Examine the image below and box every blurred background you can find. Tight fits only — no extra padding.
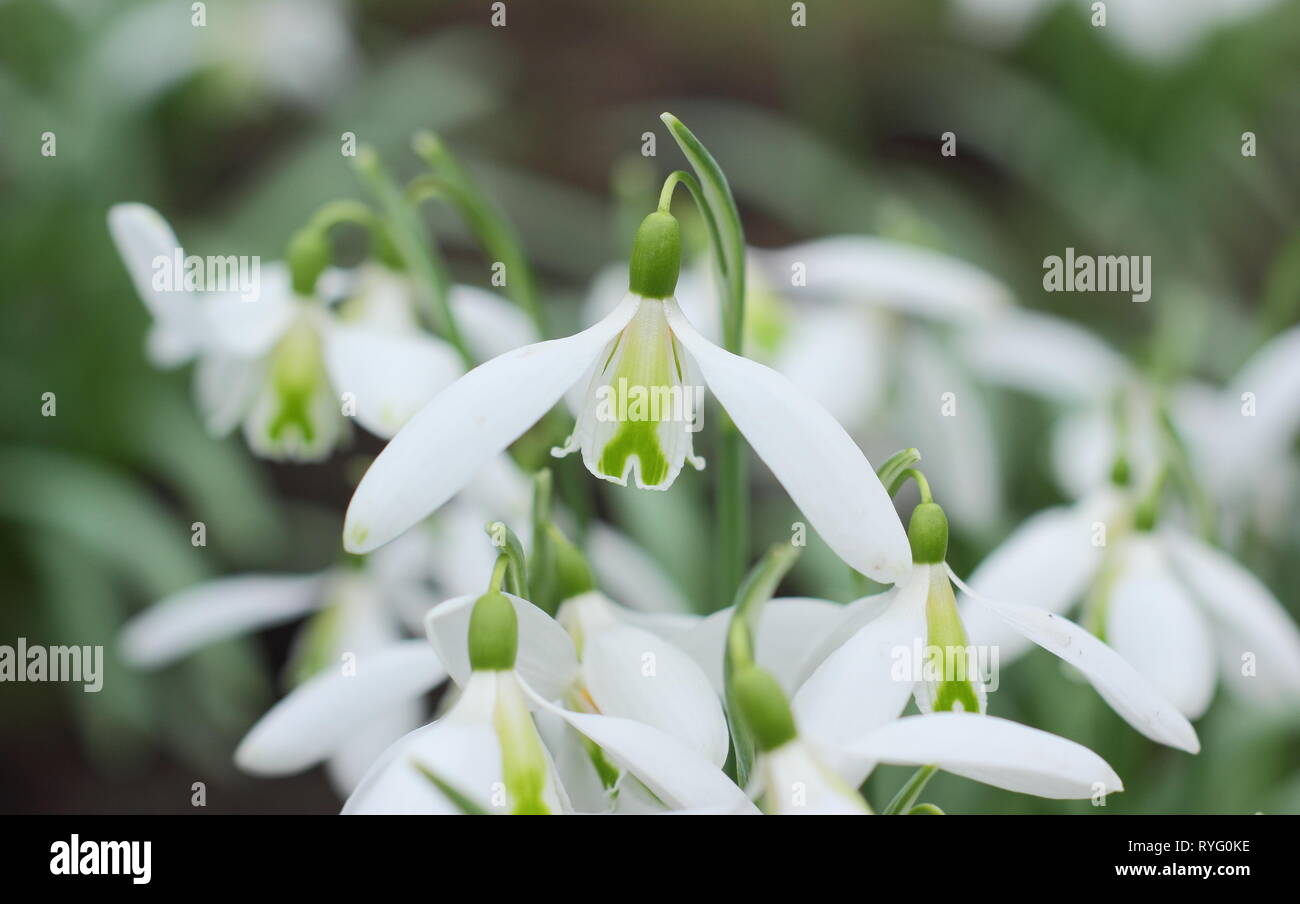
[2,0,1299,814]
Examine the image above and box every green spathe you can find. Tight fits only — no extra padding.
[733,665,797,753]
[628,211,681,299]
[467,592,518,671]
[908,502,949,564]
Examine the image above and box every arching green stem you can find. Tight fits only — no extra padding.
[411,131,548,338]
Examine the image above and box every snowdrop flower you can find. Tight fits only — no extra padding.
[344,211,911,586]
[732,663,1121,814]
[585,236,1013,529]
[344,593,570,814]
[120,529,446,791]
[678,490,1200,755]
[108,203,529,461]
[949,0,1281,63]
[422,589,730,813]
[967,309,1300,541]
[341,592,750,814]
[960,495,1300,718]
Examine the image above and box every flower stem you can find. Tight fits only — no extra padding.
[411,131,548,338]
[882,764,938,815]
[352,146,472,369]
[661,113,749,603]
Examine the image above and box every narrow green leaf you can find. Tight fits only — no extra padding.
[413,761,489,815]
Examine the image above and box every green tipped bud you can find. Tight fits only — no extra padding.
[286,227,330,297]
[1109,455,1131,487]
[467,592,518,671]
[549,525,596,603]
[628,211,681,299]
[908,502,949,564]
[733,666,797,753]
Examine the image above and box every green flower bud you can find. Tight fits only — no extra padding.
[732,665,797,753]
[628,211,681,299]
[908,502,949,564]
[286,227,330,297]
[549,524,596,603]
[467,592,518,671]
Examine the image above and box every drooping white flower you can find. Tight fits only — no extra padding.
[107,203,530,461]
[584,236,1013,529]
[339,592,750,814]
[119,528,448,792]
[344,594,569,815]
[732,664,1122,814]
[960,499,1300,718]
[343,212,911,585]
[676,499,1200,756]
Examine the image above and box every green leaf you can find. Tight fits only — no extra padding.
[883,765,938,815]
[413,761,490,815]
[660,112,746,354]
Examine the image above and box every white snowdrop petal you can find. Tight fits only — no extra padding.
[344,295,639,553]
[665,299,911,584]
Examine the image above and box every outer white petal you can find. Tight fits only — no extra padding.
[1106,541,1217,720]
[665,299,910,584]
[342,671,504,814]
[759,739,871,814]
[322,321,465,439]
[193,350,263,436]
[1226,324,1300,476]
[753,237,1012,323]
[424,592,579,702]
[450,284,538,361]
[949,566,1200,753]
[664,597,848,696]
[235,640,445,775]
[585,522,692,614]
[202,263,297,358]
[792,568,930,776]
[958,501,1106,661]
[581,622,729,767]
[897,327,1002,529]
[107,203,206,367]
[120,573,329,668]
[326,702,425,795]
[845,713,1123,800]
[524,687,756,813]
[771,306,885,434]
[1163,528,1300,706]
[344,295,640,553]
[962,310,1130,404]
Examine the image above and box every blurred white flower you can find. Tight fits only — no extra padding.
[961,501,1300,718]
[949,0,1281,63]
[108,203,529,462]
[120,529,445,792]
[91,0,357,110]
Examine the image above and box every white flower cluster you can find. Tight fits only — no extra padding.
[109,122,1300,815]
